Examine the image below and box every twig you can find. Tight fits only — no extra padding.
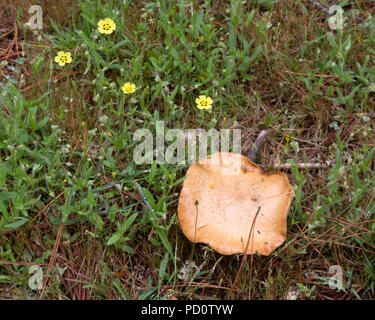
[20,71,79,92]
[0,29,13,39]
[246,130,268,163]
[248,207,261,300]
[30,191,65,227]
[354,112,375,118]
[0,260,48,266]
[38,222,64,300]
[14,22,19,57]
[270,161,333,169]
[306,0,330,14]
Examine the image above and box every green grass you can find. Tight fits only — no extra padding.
[0,0,374,299]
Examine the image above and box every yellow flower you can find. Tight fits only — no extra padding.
[54,51,72,66]
[261,11,270,22]
[98,18,116,34]
[196,95,213,110]
[122,82,136,94]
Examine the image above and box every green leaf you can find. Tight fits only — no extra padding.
[107,233,122,245]
[231,15,239,26]
[150,57,161,72]
[155,228,173,257]
[192,10,203,35]
[122,212,138,234]
[0,165,8,185]
[5,217,28,229]
[158,252,169,293]
[29,91,51,107]
[34,117,49,131]
[220,73,236,85]
[110,40,131,51]
[0,192,17,202]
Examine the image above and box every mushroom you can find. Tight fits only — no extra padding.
[178,152,294,256]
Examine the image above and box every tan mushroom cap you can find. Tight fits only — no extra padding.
[178,152,294,256]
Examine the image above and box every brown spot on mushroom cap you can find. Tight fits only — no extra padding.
[178,152,294,256]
